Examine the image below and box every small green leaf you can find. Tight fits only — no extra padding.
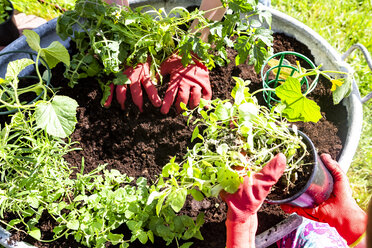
[190,189,204,201]
[24,30,41,52]
[29,227,41,240]
[67,219,79,230]
[35,95,78,138]
[191,126,199,142]
[217,167,242,194]
[108,232,124,245]
[147,230,154,243]
[168,188,187,212]
[138,230,148,244]
[180,242,194,248]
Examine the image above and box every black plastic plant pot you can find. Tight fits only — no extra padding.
[266,129,334,208]
[0,0,19,46]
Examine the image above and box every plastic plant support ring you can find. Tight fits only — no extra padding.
[261,51,319,108]
[0,50,51,115]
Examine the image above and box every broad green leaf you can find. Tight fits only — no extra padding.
[24,30,41,52]
[29,227,41,240]
[67,219,79,230]
[41,41,70,68]
[276,77,322,123]
[332,76,352,105]
[35,95,78,138]
[168,188,187,212]
[5,59,34,81]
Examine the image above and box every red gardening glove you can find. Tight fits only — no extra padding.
[220,153,287,248]
[159,54,212,114]
[281,153,368,246]
[104,57,162,112]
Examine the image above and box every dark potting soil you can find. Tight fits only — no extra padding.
[2,33,347,248]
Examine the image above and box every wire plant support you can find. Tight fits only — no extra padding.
[261,51,318,108]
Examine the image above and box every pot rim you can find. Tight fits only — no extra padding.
[266,129,319,205]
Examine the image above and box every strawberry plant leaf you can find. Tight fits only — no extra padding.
[35,95,78,138]
[276,77,322,123]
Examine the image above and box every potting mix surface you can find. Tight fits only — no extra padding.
[1,33,347,248]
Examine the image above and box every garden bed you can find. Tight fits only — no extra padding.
[0,32,347,248]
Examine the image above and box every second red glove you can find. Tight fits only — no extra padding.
[159,54,212,114]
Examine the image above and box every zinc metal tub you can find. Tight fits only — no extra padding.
[0,4,364,248]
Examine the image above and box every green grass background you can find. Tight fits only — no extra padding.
[10,0,372,210]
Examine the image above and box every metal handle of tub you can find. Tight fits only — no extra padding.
[341,43,372,104]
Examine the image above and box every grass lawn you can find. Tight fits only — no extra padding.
[9,0,372,210]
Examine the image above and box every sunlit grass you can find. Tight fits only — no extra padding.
[12,0,74,20]
[272,0,372,210]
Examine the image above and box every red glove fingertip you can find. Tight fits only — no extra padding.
[116,84,127,110]
[104,84,115,108]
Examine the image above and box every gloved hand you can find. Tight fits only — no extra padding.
[159,54,212,114]
[104,57,162,112]
[281,154,368,246]
[220,153,287,248]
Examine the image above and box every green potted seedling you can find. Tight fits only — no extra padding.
[0,0,19,46]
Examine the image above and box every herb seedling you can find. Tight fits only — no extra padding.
[148,77,309,215]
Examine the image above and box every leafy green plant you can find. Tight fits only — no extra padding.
[148,77,309,215]
[0,30,78,138]
[264,60,352,123]
[0,0,12,23]
[0,110,203,247]
[56,0,272,105]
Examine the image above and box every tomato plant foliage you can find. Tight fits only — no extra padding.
[56,0,273,105]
